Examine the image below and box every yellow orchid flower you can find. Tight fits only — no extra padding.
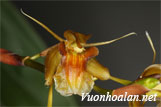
[20,10,135,107]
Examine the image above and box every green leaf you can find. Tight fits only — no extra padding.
[0,1,79,106]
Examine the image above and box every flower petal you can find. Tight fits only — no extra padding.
[87,58,110,80]
[54,64,94,96]
[112,84,149,97]
[45,45,62,86]
[140,64,161,79]
[146,89,161,98]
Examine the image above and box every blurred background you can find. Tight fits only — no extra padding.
[1,1,160,106]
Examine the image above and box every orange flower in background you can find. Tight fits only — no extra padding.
[112,64,161,107]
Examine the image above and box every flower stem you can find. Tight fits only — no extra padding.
[21,56,44,73]
[93,85,112,95]
[47,84,53,107]
[30,53,41,60]
[110,75,132,85]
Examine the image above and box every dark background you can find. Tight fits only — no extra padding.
[5,1,161,106]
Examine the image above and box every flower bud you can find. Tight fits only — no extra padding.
[0,48,22,66]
